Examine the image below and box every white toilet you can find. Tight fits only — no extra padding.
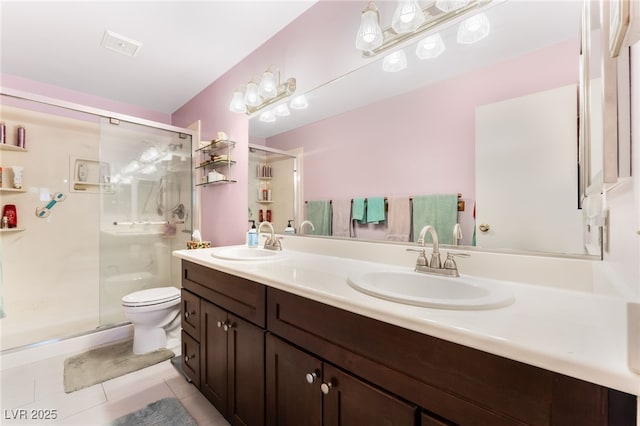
[121,286,181,355]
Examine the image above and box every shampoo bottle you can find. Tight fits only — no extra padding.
[285,220,295,235]
[247,220,258,247]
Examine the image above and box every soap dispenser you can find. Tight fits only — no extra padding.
[284,220,295,235]
[247,220,258,247]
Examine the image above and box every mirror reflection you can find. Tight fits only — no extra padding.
[249,0,593,257]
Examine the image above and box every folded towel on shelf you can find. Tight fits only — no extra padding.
[307,200,332,236]
[352,198,366,224]
[386,197,411,242]
[412,194,458,244]
[366,197,386,224]
[332,199,352,237]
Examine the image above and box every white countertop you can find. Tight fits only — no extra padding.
[174,241,640,396]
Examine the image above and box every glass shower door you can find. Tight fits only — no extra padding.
[98,118,192,326]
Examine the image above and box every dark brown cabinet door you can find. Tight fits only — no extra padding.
[266,334,322,426]
[228,313,265,426]
[201,300,228,416]
[323,363,417,426]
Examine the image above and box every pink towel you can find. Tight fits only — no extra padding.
[332,199,352,237]
[386,197,411,242]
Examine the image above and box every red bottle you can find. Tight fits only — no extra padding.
[266,209,272,222]
[3,204,17,228]
[259,209,264,222]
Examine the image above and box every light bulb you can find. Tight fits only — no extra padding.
[244,82,261,107]
[289,95,309,110]
[259,110,276,123]
[229,90,247,113]
[356,2,383,52]
[274,103,290,117]
[416,33,446,59]
[435,0,470,13]
[457,13,490,44]
[382,50,407,72]
[258,71,277,99]
[391,0,425,34]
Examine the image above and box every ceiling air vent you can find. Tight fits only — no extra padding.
[101,29,143,57]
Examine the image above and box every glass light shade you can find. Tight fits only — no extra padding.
[289,95,309,110]
[391,0,426,34]
[259,110,276,123]
[229,90,247,113]
[258,71,277,99]
[382,50,407,72]
[356,3,383,52]
[415,33,446,59]
[274,103,290,117]
[244,82,261,107]
[435,0,470,13]
[457,13,490,44]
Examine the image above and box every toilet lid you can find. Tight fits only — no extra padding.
[122,287,180,306]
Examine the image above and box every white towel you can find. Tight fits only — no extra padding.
[331,199,352,237]
[386,197,411,242]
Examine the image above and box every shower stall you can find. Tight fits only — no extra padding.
[0,90,193,351]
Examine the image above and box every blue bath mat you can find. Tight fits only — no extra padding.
[108,397,197,426]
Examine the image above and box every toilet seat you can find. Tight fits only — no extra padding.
[122,286,180,308]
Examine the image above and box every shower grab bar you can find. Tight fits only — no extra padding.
[112,220,185,226]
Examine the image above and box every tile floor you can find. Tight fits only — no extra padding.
[0,349,229,425]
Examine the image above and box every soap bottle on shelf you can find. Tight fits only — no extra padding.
[247,220,258,248]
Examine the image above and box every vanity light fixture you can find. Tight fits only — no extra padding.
[383,50,408,72]
[355,0,492,57]
[228,65,296,115]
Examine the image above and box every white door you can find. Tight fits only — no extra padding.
[475,84,584,254]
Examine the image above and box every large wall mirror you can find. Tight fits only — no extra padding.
[249,0,626,258]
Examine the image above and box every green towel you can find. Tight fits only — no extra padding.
[307,200,332,236]
[366,197,386,224]
[412,194,458,244]
[352,198,365,224]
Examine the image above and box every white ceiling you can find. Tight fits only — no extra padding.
[0,1,317,114]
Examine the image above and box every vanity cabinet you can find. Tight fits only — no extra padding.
[181,260,636,426]
[181,261,266,426]
[266,333,417,426]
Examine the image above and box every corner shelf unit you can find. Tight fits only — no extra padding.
[0,228,26,234]
[0,144,28,153]
[195,139,237,187]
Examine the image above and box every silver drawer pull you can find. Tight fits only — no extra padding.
[305,372,318,384]
[320,381,333,395]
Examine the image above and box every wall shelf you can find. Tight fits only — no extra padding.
[0,228,26,234]
[196,138,236,186]
[0,144,28,152]
[0,188,27,194]
[196,179,237,187]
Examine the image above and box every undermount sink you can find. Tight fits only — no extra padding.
[347,270,515,310]
[211,246,286,261]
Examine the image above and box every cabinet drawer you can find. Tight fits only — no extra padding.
[182,260,266,327]
[181,330,200,388]
[181,289,200,340]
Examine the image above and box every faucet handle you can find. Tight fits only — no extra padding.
[443,252,470,270]
[406,248,428,266]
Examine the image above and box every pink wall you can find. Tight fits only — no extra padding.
[171,1,375,245]
[1,74,170,123]
[265,39,578,243]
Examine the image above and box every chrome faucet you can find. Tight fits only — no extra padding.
[258,221,282,250]
[408,225,468,277]
[298,220,315,235]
